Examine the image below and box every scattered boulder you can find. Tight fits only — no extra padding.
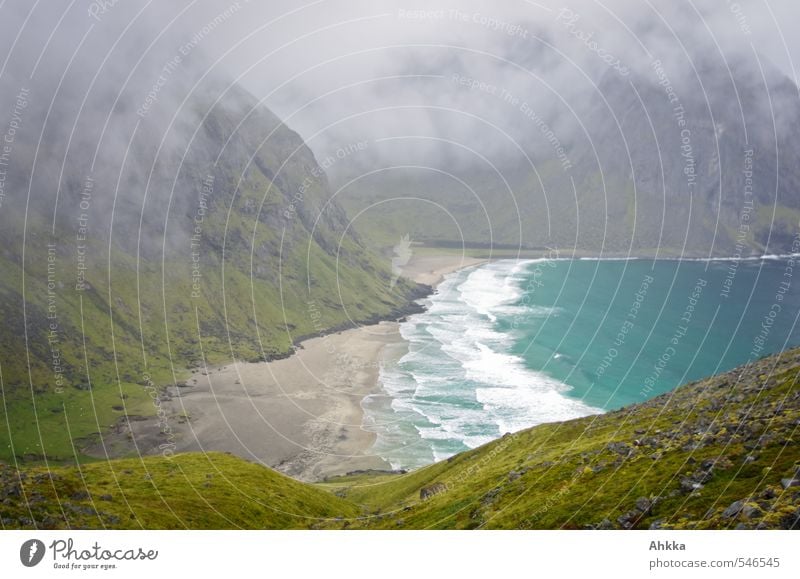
[607,442,631,456]
[481,488,500,506]
[780,508,800,530]
[419,482,447,500]
[740,504,762,520]
[617,510,642,529]
[596,518,614,529]
[680,477,704,494]
[635,497,654,514]
[722,500,745,518]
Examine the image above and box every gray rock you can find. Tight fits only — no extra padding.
[606,441,631,456]
[597,518,614,530]
[617,510,642,529]
[694,469,715,484]
[635,497,653,513]
[680,477,704,494]
[780,508,800,530]
[781,478,800,489]
[722,500,745,518]
[481,488,500,506]
[741,504,763,520]
[419,482,447,500]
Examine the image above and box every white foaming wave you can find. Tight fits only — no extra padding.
[408,375,468,400]
[579,256,640,261]
[426,322,464,345]
[377,366,418,400]
[426,298,466,317]
[414,405,498,446]
[462,343,541,388]
[457,261,528,322]
[365,259,605,468]
[397,349,425,365]
[390,395,422,416]
[464,322,511,345]
[477,385,601,434]
[462,344,602,435]
[576,254,800,263]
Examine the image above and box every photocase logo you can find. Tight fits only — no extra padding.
[19,539,45,567]
[390,234,413,288]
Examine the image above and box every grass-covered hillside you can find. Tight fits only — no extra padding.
[3,347,798,530]
[0,84,422,464]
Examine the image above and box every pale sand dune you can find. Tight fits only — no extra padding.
[97,254,486,481]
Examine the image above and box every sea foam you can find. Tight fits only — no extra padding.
[365,260,602,470]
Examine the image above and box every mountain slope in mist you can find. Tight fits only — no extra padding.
[339,54,800,256]
[0,83,420,463]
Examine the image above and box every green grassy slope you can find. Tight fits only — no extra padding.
[0,452,357,529]
[3,347,798,530]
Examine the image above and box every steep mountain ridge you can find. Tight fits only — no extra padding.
[0,82,421,463]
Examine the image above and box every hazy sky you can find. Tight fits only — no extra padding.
[1,0,798,172]
[200,0,800,169]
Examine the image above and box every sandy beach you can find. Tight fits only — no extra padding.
[91,253,486,481]
[170,322,401,481]
[400,253,487,286]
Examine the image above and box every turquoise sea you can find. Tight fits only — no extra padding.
[363,257,800,470]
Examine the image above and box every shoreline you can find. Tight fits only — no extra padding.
[91,254,486,482]
[85,253,798,480]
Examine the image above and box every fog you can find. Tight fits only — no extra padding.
[203,0,800,174]
[0,0,798,222]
